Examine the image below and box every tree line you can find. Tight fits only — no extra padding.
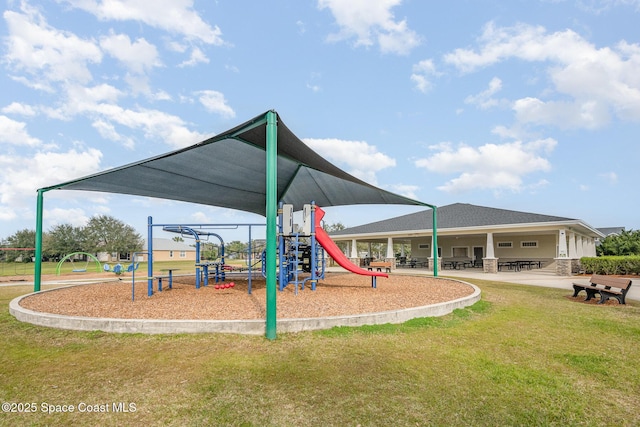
[1,215,143,262]
[596,229,640,256]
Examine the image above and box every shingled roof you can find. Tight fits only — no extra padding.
[330,203,577,236]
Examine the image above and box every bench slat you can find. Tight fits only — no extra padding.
[572,275,633,304]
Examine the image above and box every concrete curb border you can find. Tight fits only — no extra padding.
[9,279,481,335]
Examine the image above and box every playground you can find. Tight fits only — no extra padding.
[14,272,477,332]
[13,198,478,333]
[25,111,449,338]
[21,274,468,320]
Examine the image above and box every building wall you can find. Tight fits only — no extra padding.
[152,250,197,262]
[409,233,557,260]
[494,234,556,259]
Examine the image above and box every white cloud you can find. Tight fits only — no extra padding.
[91,119,135,148]
[318,0,420,55]
[513,97,610,129]
[304,138,396,184]
[195,90,235,119]
[571,0,640,13]
[46,207,90,228]
[410,59,438,93]
[90,104,208,148]
[387,184,419,200]
[464,77,506,109]
[60,0,225,45]
[443,22,640,128]
[414,139,557,193]
[0,148,103,217]
[2,102,37,116]
[99,32,162,74]
[0,115,41,146]
[3,5,102,86]
[178,47,210,68]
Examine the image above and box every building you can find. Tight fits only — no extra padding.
[329,203,604,276]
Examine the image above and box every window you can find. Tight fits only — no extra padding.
[169,250,174,258]
[452,247,468,257]
[497,242,512,248]
[180,251,186,258]
[418,244,430,249]
[521,241,538,248]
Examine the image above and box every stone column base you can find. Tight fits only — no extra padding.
[428,257,441,272]
[384,258,396,269]
[349,258,361,268]
[555,258,574,276]
[483,257,498,274]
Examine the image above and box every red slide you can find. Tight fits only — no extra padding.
[314,206,388,280]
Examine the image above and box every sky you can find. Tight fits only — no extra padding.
[1,0,639,244]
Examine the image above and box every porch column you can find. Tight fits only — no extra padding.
[568,232,578,258]
[558,229,568,258]
[483,232,497,273]
[385,237,395,268]
[350,239,358,258]
[485,232,495,258]
[428,234,440,272]
[555,229,572,276]
[349,238,360,267]
[576,235,584,258]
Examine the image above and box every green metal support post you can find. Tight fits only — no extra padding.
[265,110,278,340]
[432,206,438,277]
[34,189,45,292]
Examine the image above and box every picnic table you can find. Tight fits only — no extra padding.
[498,260,542,272]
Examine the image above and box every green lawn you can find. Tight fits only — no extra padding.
[0,259,253,277]
[0,278,639,426]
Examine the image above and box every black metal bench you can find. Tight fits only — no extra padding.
[572,274,633,304]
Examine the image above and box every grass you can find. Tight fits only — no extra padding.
[0,259,252,277]
[0,278,639,426]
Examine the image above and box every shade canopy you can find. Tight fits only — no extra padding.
[42,110,431,215]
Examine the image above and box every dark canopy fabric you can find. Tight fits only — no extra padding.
[42,110,431,215]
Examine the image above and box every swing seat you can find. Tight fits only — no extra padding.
[72,268,87,273]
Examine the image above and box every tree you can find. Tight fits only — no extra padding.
[597,229,640,256]
[45,224,85,259]
[83,215,143,256]
[324,222,346,232]
[5,229,36,261]
[226,240,248,258]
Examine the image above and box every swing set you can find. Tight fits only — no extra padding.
[55,252,103,275]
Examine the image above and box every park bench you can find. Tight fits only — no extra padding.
[368,261,392,273]
[572,274,633,304]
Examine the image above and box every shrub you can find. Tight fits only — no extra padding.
[580,256,640,275]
